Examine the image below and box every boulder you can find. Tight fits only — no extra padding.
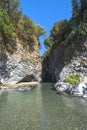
[71,83,87,96]
[54,81,72,92]
[54,81,87,97]
[16,86,31,92]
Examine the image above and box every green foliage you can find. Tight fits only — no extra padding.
[0,0,45,53]
[43,19,71,52]
[0,7,15,38]
[42,44,52,60]
[19,15,46,37]
[50,19,71,43]
[43,0,87,59]
[43,36,54,59]
[71,0,87,24]
[35,25,46,37]
[44,37,53,49]
[0,0,20,12]
[22,15,34,33]
[43,19,71,58]
[80,0,87,10]
[17,15,46,50]
[71,0,79,18]
[64,74,80,85]
[0,0,21,23]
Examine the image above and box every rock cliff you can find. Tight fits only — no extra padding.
[42,0,87,83]
[42,41,87,82]
[0,38,41,84]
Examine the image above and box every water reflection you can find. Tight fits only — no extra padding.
[0,90,8,111]
[0,84,87,130]
[41,84,87,130]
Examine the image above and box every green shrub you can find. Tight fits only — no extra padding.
[0,7,15,38]
[50,19,71,43]
[64,74,80,85]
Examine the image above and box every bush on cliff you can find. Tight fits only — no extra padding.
[43,0,87,59]
[64,74,80,85]
[50,19,71,44]
[0,0,45,54]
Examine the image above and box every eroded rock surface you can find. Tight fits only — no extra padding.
[0,38,41,84]
[54,81,87,97]
[42,42,87,82]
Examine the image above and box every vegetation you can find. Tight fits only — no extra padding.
[50,20,71,44]
[64,74,80,85]
[43,0,87,58]
[43,19,71,57]
[0,0,45,55]
[0,7,15,38]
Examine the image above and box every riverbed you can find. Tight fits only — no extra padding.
[0,83,87,130]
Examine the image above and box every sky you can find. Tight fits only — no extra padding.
[19,0,72,55]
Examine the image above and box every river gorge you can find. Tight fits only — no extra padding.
[0,0,87,130]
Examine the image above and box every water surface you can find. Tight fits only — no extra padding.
[0,84,87,130]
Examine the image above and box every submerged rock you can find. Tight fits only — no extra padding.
[16,86,31,92]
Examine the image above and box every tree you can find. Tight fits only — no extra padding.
[0,0,20,12]
[44,37,53,49]
[0,0,21,23]
[50,19,71,43]
[72,0,79,17]
[0,7,14,38]
[35,25,46,37]
[80,0,87,10]
[0,0,45,53]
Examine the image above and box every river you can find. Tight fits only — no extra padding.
[0,83,87,130]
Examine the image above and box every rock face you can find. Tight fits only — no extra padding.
[54,81,87,97]
[0,38,41,84]
[42,41,87,82]
[54,81,72,93]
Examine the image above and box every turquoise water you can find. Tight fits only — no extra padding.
[0,84,87,130]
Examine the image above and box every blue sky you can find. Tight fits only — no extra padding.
[19,0,72,55]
